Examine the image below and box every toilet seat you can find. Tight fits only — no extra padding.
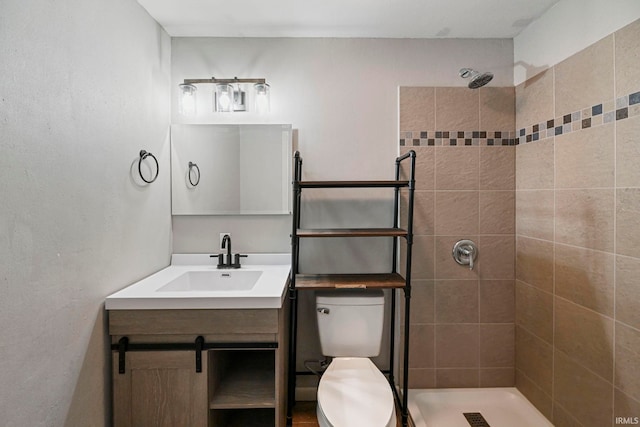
[317,357,395,427]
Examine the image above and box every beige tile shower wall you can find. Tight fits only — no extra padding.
[515,18,640,427]
[399,86,516,388]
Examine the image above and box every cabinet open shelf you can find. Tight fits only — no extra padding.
[209,350,275,410]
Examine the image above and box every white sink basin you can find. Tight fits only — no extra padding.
[157,270,263,292]
[105,253,290,310]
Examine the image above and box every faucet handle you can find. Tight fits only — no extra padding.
[210,253,225,268]
[233,253,248,268]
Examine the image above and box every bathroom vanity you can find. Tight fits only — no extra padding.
[106,254,291,427]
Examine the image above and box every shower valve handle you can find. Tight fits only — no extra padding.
[452,239,478,270]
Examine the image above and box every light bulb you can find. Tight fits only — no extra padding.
[215,84,235,112]
[178,84,197,116]
[219,94,231,109]
[254,83,270,114]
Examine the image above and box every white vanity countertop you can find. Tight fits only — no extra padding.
[105,253,291,310]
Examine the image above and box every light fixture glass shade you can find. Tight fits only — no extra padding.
[215,83,235,112]
[254,83,270,113]
[178,84,197,116]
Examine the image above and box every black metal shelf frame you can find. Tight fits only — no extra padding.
[286,150,416,427]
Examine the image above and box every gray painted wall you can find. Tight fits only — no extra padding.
[0,0,171,425]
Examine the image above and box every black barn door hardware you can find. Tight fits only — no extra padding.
[117,337,129,374]
[195,335,204,373]
[113,337,278,374]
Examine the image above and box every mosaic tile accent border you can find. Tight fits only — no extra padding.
[399,130,516,147]
[517,90,640,144]
[400,89,640,148]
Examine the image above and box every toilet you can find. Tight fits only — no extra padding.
[315,290,396,427]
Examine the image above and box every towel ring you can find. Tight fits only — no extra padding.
[138,150,159,184]
[188,161,201,187]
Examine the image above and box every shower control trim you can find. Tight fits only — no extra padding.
[452,239,478,270]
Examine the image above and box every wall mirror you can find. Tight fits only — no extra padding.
[171,124,292,215]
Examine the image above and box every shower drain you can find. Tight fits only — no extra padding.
[463,412,491,427]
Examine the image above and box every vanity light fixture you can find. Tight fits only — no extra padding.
[178,77,270,115]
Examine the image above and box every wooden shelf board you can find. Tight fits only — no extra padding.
[298,180,409,188]
[294,273,406,290]
[297,228,407,238]
[210,398,275,410]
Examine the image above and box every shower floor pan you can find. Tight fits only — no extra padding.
[408,388,554,427]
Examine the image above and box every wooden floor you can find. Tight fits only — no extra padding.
[292,401,404,427]
[292,401,320,427]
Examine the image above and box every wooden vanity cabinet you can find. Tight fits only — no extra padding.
[109,304,289,427]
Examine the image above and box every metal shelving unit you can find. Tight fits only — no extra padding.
[286,150,416,427]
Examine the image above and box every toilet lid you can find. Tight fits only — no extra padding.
[317,358,395,427]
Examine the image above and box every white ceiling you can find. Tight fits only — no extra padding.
[137,0,562,38]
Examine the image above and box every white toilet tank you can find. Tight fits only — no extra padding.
[315,290,385,357]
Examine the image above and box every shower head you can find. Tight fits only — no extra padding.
[459,68,494,89]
